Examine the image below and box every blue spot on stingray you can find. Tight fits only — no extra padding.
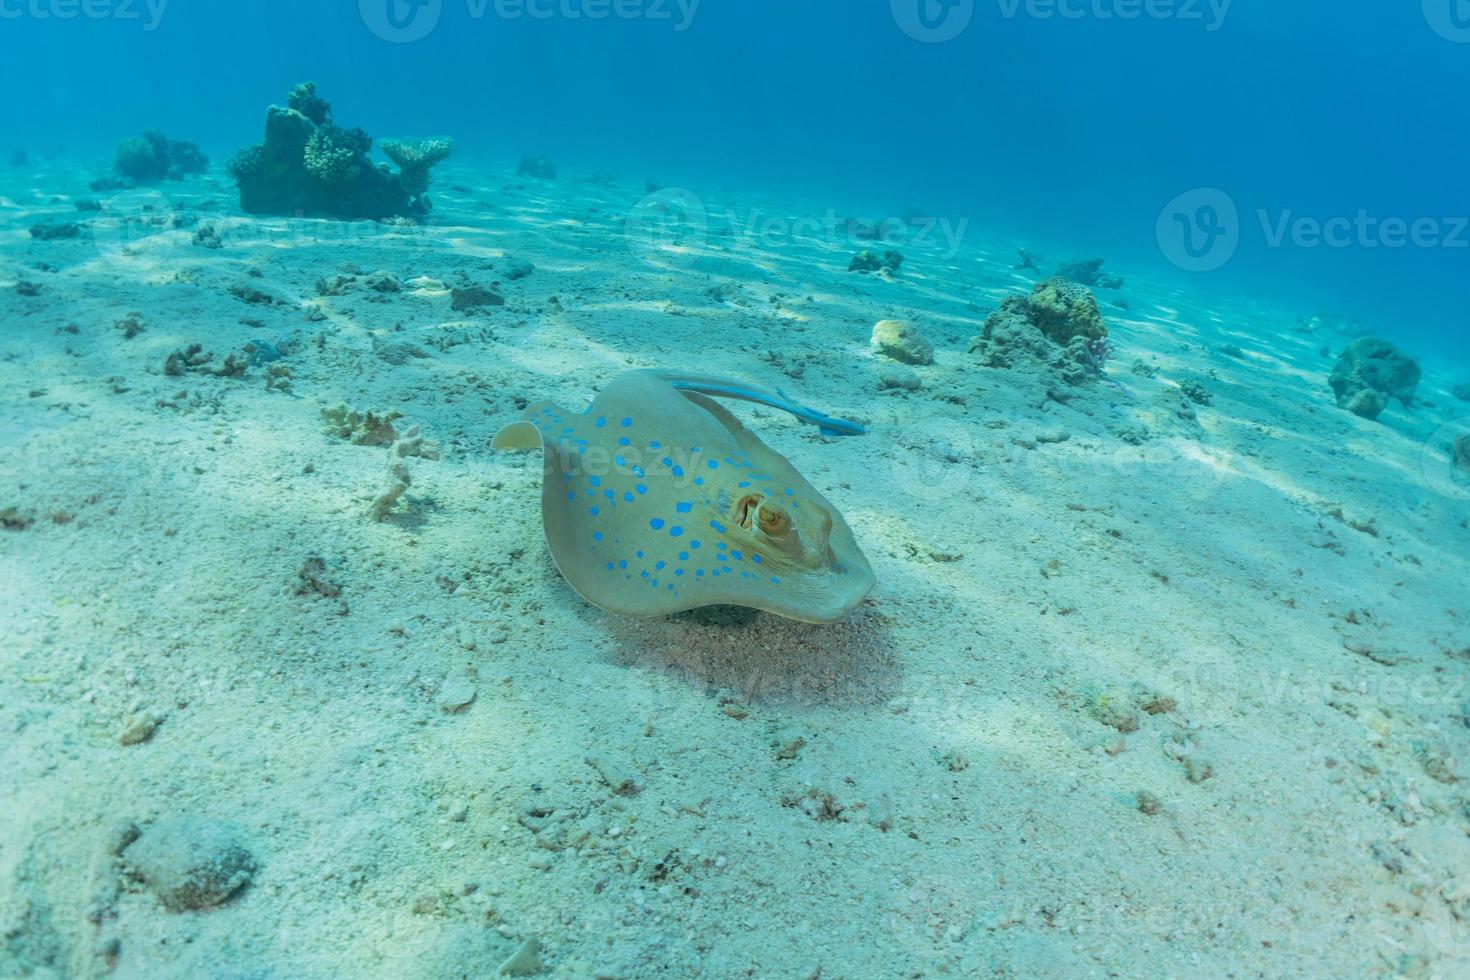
[669,526,684,537]
[595,416,606,428]
[690,540,701,549]
[707,460,719,469]
[717,541,727,549]
[567,491,576,502]
[696,569,705,577]
[655,561,665,570]
[621,417,633,427]
[661,457,673,467]
[694,477,704,486]
[624,492,634,502]
[590,506,600,516]
[632,465,645,478]
[650,440,660,448]
[675,502,692,513]
[709,520,726,533]
[618,437,630,447]
[636,484,647,495]
[589,476,601,487]
[739,481,751,488]
[770,576,780,584]
[650,518,665,530]
[730,549,742,560]
[593,532,603,541]
[614,455,625,467]
[752,554,763,564]
[675,569,684,577]
[636,550,645,559]
[606,562,614,570]
[672,465,684,478]
[679,551,689,561]
[604,489,614,500]
[619,560,628,569]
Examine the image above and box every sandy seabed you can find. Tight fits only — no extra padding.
[3,161,1470,979]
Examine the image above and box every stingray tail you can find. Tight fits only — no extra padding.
[649,370,866,437]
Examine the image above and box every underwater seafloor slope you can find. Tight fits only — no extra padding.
[2,160,1469,979]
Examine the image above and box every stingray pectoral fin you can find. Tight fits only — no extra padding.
[492,420,544,451]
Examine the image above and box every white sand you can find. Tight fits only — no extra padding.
[2,161,1469,979]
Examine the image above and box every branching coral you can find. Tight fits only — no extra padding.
[304,129,362,186]
[381,137,454,199]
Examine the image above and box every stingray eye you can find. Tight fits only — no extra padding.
[734,493,763,529]
[757,502,792,537]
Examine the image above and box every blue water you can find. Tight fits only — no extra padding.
[5,0,1467,360]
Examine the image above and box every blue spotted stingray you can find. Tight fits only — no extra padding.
[493,370,875,623]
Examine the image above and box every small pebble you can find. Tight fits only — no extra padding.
[118,709,163,746]
[438,667,477,713]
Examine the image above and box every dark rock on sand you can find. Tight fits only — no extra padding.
[1329,337,1420,420]
[123,817,256,912]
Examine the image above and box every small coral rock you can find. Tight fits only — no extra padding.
[968,279,1107,385]
[1329,337,1420,420]
[870,320,934,366]
[123,817,256,912]
[451,285,505,312]
[1027,277,1107,345]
